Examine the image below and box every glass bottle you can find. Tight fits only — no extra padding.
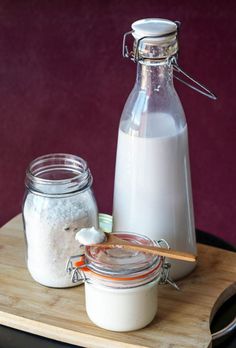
[23,153,98,288]
[113,19,197,280]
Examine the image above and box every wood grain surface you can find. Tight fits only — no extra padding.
[0,215,235,348]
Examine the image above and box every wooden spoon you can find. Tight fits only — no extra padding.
[91,233,197,262]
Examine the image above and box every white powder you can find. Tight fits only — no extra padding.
[75,227,106,246]
[23,190,98,288]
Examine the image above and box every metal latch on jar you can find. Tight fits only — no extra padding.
[155,239,180,291]
[66,255,88,283]
[66,240,180,290]
[122,24,217,101]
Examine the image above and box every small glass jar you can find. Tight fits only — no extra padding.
[23,153,98,288]
[69,233,167,332]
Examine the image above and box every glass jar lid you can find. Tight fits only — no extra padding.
[84,233,161,278]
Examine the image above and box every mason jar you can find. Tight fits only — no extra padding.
[22,153,98,288]
[69,233,168,331]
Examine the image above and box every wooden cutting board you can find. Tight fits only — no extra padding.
[0,215,235,348]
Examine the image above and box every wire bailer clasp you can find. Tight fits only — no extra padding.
[122,25,179,63]
[170,56,217,100]
[155,239,180,291]
[66,255,87,283]
[122,27,217,100]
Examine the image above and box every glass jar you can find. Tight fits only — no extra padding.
[22,153,98,288]
[68,233,168,332]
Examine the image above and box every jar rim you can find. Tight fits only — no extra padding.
[81,258,162,281]
[25,153,93,196]
[74,256,162,289]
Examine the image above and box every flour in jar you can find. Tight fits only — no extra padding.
[23,190,98,287]
[113,114,197,279]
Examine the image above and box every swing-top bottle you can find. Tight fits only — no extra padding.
[113,18,198,280]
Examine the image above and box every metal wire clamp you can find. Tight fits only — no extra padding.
[66,255,87,283]
[156,239,180,291]
[170,56,217,100]
[122,28,217,100]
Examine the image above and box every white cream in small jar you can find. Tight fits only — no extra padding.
[71,233,165,332]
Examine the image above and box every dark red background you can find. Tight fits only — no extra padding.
[0,0,235,245]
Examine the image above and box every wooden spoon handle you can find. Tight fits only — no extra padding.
[118,244,197,262]
[95,242,197,262]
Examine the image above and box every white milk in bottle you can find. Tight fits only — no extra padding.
[113,19,198,280]
[113,114,196,279]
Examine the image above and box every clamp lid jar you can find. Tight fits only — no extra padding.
[69,233,170,332]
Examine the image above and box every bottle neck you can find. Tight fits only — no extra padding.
[136,62,174,92]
